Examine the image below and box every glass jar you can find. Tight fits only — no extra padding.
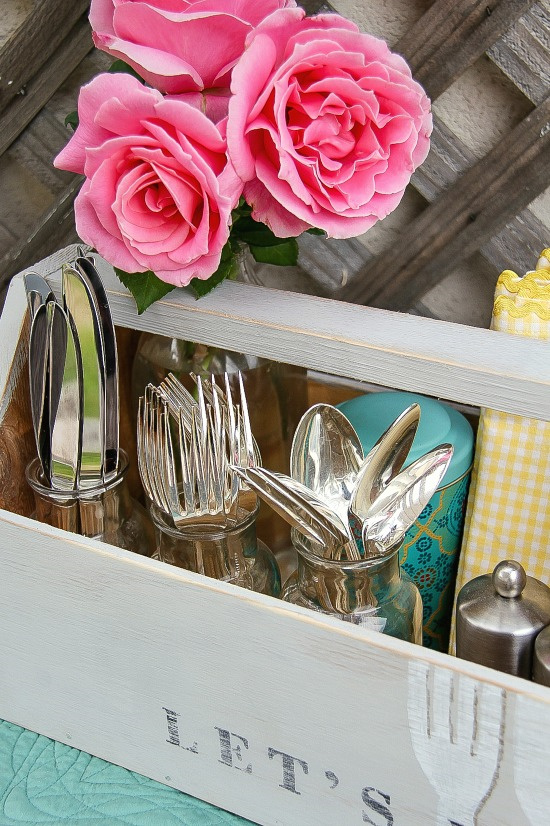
[26,452,155,556]
[150,501,281,597]
[282,531,422,643]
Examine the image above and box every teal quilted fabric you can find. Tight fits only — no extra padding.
[0,720,251,825]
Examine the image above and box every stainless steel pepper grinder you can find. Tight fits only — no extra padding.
[456,560,550,678]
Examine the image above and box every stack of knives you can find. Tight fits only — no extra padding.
[25,251,119,492]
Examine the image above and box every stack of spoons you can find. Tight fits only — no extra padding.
[235,402,453,562]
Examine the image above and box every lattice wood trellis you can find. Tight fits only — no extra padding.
[0,0,548,321]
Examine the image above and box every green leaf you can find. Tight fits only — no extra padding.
[108,59,146,83]
[232,216,292,248]
[189,246,235,298]
[249,239,298,266]
[306,227,326,236]
[231,198,252,222]
[115,268,174,314]
[64,110,79,131]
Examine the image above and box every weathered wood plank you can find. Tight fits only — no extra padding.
[342,95,550,307]
[1,505,548,826]
[10,98,79,183]
[300,0,333,12]
[292,0,548,302]
[0,0,89,115]
[412,117,548,280]
[33,246,550,420]
[396,0,536,99]
[0,179,81,287]
[10,108,76,195]
[488,2,550,105]
[488,209,550,274]
[0,14,93,157]
[411,118,472,200]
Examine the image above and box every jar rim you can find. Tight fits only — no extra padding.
[25,451,129,502]
[149,497,260,539]
[291,528,399,571]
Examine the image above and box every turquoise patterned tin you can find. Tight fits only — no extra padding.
[338,391,474,651]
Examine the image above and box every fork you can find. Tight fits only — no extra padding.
[139,387,227,527]
[176,370,261,504]
[158,372,197,430]
[189,371,261,469]
[407,661,506,825]
[232,465,352,554]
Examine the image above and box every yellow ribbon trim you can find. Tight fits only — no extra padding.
[493,295,550,319]
[498,269,550,298]
[494,250,550,318]
[492,249,550,320]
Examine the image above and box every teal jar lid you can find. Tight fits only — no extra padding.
[338,391,474,485]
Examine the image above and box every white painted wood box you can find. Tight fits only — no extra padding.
[1,246,549,826]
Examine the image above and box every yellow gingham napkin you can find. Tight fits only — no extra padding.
[449,250,550,653]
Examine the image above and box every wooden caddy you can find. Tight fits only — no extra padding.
[0,246,549,826]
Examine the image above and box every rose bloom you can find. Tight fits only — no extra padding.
[227,8,432,239]
[89,0,296,94]
[54,73,242,285]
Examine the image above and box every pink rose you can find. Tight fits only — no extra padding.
[54,73,242,285]
[227,9,432,239]
[89,0,297,94]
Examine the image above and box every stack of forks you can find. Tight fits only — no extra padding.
[137,371,259,528]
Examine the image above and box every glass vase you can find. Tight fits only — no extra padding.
[282,530,422,643]
[26,452,155,556]
[150,501,281,597]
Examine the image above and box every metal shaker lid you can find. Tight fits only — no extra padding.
[456,560,550,678]
[533,626,550,687]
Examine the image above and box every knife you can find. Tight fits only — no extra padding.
[49,301,82,491]
[62,263,105,489]
[24,274,56,479]
[28,303,51,479]
[74,253,119,482]
[24,272,55,322]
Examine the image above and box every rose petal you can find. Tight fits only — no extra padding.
[227,9,431,240]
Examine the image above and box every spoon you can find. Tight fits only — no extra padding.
[358,444,453,556]
[348,403,420,541]
[290,403,363,559]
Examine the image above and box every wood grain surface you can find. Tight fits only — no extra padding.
[0,0,89,115]
[342,95,550,307]
[28,246,550,421]
[0,276,36,517]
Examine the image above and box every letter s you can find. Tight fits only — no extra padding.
[361,786,393,826]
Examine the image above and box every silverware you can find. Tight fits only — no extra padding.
[290,403,363,559]
[191,371,262,470]
[75,253,119,482]
[28,302,52,479]
[25,274,56,479]
[24,272,55,321]
[139,386,228,526]
[232,466,351,552]
[353,403,420,510]
[159,372,197,430]
[161,371,261,506]
[62,263,105,488]
[359,444,453,555]
[48,302,82,491]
